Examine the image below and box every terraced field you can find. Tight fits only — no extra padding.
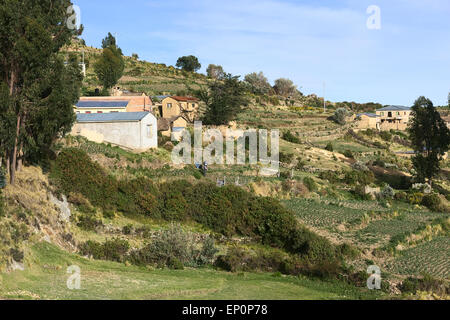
[384,237,450,279]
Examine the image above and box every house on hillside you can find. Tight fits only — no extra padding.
[356,113,379,130]
[74,100,129,114]
[159,96,199,123]
[75,95,153,114]
[376,105,412,131]
[157,115,188,140]
[72,112,157,151]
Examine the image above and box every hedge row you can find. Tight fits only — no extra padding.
[51,148,339,263]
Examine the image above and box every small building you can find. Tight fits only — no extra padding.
[72,112,157,151]
[160,96,199,122]
[376,105,412,131]
[356,113,379,130]
[158,115,188,140]
[74,100,129,114]
[75,95,153,114]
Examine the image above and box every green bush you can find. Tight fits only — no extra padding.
[325,143,334,152]
[279,152,295,164]
[79,238,130,263]
[343,170,375,186]
[380,131,392,142]
[343,150,354,159]
[282,131,301,144]
[50,148,119,210]
[52,149,338,265]
[409,192,424,205]
[421,194,443,212]
[77,215,103,231]
[303,177,318,192]
[400,275,449,296]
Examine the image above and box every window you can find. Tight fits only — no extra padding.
[86,111,91,114]
[97,111,103,114]
[381,112,384,116]
[192,103,196,108]
[147,124,153,138]
[167,103,172,109]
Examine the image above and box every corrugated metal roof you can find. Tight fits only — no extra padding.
[357,113,378,118]
[77,112,150,123]
[75,101,130,108]
[376,105,411,112]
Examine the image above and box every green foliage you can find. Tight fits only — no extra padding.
[0,1,82,183]
[102,32,118,50]
[176,55,201,72]
[244,72,272,95]
[409,192,424,205]
[282,131,301,144]
[332,108,350,125]
[197,74,249,125]
[79,238,130,263]
[206,64,225,80]
[130,225,218,269]
[421,194,443,212]
[303,177,318,192]
[379,131,392,142]
[279,152,295,164]
[343,170,375,186]
[408,96,450,183]
[325,143,334,152]
[400,275,449,296]
[51,149,337,264]
[94,45,124,90]
[273,78,297,97]
[0,167,6,189]
[343,149,354,159]
[50,148,119,210]
[77,215,103,231]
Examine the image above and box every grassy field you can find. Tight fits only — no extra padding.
[0,242,383,300]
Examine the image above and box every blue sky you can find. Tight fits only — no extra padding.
[74,0,450,106]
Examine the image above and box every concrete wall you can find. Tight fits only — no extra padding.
[72,114,158,151]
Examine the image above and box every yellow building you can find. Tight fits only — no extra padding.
[356,113,379,130]
[159,96,199,122]
[376,105,412,131]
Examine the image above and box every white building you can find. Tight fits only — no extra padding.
[72,112,158,151]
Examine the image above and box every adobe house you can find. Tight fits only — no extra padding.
[72,112,158,151]
[356,113,379,130]
[157,115,188,140]
[75,95,153,114]
[376,105,412,131]
[160,96,199,123]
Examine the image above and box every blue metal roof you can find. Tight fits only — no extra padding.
[75,101,130,108]
[376,105,411,112]
[77,112,150,123]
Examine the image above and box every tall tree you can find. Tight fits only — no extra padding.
[102,32,117,49]
[94,45,124,91]
[196,74,249,125]
[206,64,225,80]
[244,72,272,95]
[176,55,201,72]
[408,96,450,185]
[273,78,297,97]
[0,0,83,184]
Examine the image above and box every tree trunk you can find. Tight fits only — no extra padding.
[9,114,21,185]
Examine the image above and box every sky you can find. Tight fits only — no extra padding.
[73,0,450,106]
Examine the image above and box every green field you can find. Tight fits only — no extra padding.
[0,243,383,300]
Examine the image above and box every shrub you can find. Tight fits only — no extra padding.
[343,170,375,186]
[421,194,443,212]
[332,108,349,125]
[77,215,103,231]
[282,131,301,144]
[343,150,354,159]
[400,275,449,296]
[295,157,307,170]
[303,177,318,192]
[380,131,392,142]
[409,192,424,205]
[79,238,130,262]
[381,185,395,200]
[279,152,295,164]
[325,143,334,152]
[352,161,368,171]
[50,148,119,210]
